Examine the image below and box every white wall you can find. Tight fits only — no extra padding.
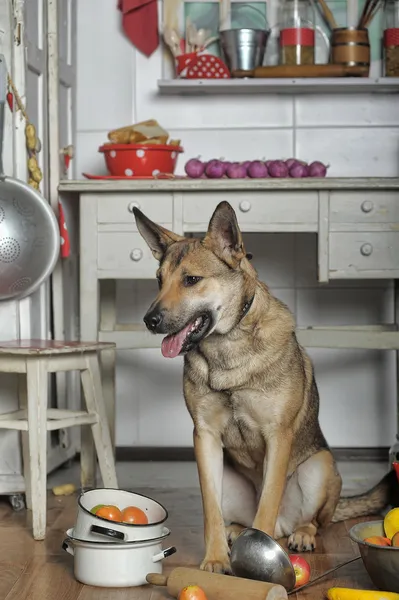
[76,0,397,449]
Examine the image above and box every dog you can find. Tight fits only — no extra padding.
[134,200,397,574]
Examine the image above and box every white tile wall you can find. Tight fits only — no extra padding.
[77,0,397,448]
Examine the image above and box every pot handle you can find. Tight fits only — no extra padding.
[62,539,74,556]
[152,546,177,563]
[91,524,125,541]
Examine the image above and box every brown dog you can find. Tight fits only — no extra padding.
[134,201,396,573]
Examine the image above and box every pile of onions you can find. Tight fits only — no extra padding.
[184,157,329,179]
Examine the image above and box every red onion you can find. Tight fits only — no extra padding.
[265,160,274,169]
[241,160,251,169]
[247,160,269,178]
[285,158,308,170]
[268,160,289,178]
[289,163,309,178]
[226,163,248,179]
[184,158,205,178]
[308,161,328,178]
[205,160,225,179]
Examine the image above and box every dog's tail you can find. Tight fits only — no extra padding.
[332,469,399,522]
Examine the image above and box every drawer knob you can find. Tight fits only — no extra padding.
[130,248,143,262]
[360,243,373,257]
[128,201,140,214]
[239,200,251,213]
[361,200,373,213]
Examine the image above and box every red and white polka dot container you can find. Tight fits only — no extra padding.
[99,143,184,178]
[176,52,230,79]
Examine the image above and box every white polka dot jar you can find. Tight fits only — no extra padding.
[99,142,184,178]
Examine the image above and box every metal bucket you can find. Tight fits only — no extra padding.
[220,28,270,72]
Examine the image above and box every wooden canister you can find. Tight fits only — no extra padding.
[331,27,370,72]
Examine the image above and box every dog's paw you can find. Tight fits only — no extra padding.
[225,524,246,547]
[288,531,316,552]
[200,555,231,574]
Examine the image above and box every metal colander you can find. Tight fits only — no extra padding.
[0,55,59,301]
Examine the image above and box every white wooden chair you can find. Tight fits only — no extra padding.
[0,339,118,540]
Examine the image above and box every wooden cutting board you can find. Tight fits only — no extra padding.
[232,64,369,78]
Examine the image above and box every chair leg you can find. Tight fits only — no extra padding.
[26,358,48,540]
[81,354,118,489]
[18,374,32,510]
[80,422,97,490]
[99,347,116,454]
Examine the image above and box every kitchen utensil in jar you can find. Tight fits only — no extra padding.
[0,55,59,302]
[163,27,181,57]
[383,0,399,76]
[230,528,296,592]
[220,28,270,71]
[331,27,370,72]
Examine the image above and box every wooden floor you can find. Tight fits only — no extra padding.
[0,487,377,600]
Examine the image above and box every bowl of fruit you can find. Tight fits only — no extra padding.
[349,509,399,593]
[74,488,168,543]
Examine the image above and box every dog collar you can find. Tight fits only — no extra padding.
[240,294,255,322]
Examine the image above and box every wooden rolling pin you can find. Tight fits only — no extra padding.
[232,64,369,78]
[146,567,288,600]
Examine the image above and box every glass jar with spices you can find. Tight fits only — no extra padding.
[384,0,399,76]
[279,0,316,66]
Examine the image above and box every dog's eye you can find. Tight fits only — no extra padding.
[183,275,202,287]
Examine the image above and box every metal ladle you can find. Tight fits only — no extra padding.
[230,527,361,594]
[230,528,296,592]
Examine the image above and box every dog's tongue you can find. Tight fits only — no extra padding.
[161,322,193,358]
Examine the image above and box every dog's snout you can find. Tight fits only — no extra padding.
[144,309,163,333]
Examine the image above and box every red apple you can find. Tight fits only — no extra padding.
[289,555,311,588]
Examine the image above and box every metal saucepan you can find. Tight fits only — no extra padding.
[0,55,59,301]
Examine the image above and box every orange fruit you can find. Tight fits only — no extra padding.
[121,506,148,525]
[364,536,391,546]
[96,505,123,522]
[179,586,208,600]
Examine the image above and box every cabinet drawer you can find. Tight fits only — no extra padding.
[329,232,399,277]
[330,192,399,224]
[97,193,173,225]
[183,192,318,231]
[98,232,157,277]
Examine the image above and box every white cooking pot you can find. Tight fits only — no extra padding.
[62,527,176,587]
[75,488,168,543]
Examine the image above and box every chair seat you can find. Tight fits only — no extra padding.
[0,339,115,355]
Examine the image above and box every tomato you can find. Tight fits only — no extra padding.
[90,504,105,515]
[96,505,123,522]
[121,505,148,525]
[179,585,208,600]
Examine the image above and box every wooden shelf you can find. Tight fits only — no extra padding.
[157,77,399,95]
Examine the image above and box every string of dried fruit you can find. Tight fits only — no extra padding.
[7,74,43,192]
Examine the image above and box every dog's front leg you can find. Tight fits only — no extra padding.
[252,430,292,537]
[194,428,231,574]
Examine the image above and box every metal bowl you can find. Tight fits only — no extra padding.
[349,521,399,593]
[220,28,270,72]
[0,178,60,301]
[230,528,296,592]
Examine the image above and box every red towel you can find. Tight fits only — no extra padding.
[118,0,159,57]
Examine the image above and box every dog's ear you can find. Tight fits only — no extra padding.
[133,207,184,261]
[203,201,246,267]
